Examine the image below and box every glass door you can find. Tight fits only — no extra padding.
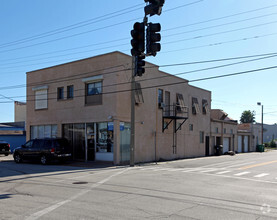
[120,122,131,163]
[86,123,95,161]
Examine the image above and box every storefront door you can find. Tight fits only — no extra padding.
[86,123,95,161]
[120,122,131,163]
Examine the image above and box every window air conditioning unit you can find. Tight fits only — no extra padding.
[159,102,165,109]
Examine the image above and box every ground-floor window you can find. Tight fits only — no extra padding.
[30,125,57,139]
[62,122,114,161]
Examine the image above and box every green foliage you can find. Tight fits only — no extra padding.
[240,110,255,123]
[269,140,277,148]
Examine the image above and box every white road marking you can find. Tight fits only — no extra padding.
[192,171,277,184]
[25,168,129,220]
[54,168,119,183]
[234,172,250,176]
[201,160,238,168]
[139,167,157,171]
[200,169,218,173]
[224,162,255,168]
[254,173,269,178]
[166,168,184,172]
[216,170,231,175]
[182,168,202,172]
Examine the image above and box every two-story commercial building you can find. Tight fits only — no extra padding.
[26,51,212,165]
[210,109,238,154]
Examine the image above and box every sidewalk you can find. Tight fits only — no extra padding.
[0,154,116,169]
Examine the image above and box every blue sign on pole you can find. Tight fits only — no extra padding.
[108,122,114,131]
[120,122,125,131]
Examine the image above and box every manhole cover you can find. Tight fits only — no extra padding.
[72,181,88,184]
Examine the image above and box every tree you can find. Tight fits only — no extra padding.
[240,110,255,123]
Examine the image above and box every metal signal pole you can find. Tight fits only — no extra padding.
[130,56,136,167]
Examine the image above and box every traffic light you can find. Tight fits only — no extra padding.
[144,0,165,16]
[130,22,145,56]
[146,22,161,57]
[135,55,145,77]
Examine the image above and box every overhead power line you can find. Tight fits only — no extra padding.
[1,63,277,104]
[164,32,277,54]
[1,53,277,101]
[2,9,277,65]
[5,52,277,100]
[2,25,277,70]
[0,3,144,49]
[165,4,277,32]
[3,51,277,92]
[0,1,202,54]
[164,20,277,44]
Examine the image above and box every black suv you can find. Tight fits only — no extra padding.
[0,141,10,156]
[13,138,72,164]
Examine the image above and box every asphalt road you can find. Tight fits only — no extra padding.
[0,151,277,219]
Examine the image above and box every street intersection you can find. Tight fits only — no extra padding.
[0,151,277,219]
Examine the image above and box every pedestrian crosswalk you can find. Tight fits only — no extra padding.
[134,166,277,182]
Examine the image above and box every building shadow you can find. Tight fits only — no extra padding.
[0,194,12,200]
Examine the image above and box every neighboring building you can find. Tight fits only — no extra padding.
[14,101,26,122]
[210,109,238,154]
[0,122,26,152]
[238,123,261,152]
[0,101,27,152]
[26,51,211,164]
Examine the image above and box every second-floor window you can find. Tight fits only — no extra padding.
[33,86,48,110]
[67,85,74,99]
[202,99,208,114]
[85,81,102,105]
[192,97,200,115]
[176,93,185,112]
[158,89,163,108]
[57,87,64,100]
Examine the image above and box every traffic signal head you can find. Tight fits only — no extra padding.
[135,55,146,77]
[144,0,165,16]
[130,22,145,56]
[146,23,161,57]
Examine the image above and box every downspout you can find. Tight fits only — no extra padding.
[221,121,224,146]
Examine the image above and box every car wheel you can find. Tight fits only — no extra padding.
[14,153,22,163]
[40,155,47,165]
[5,153,9,156]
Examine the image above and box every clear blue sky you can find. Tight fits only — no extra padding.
[1,0,277,124]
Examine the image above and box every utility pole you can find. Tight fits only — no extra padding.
[257,102,263,144]
[130,56,136,166]
[262,104,264,144]
[129,0,165,167]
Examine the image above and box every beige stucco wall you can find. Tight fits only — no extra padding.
[133,68,211,162]
[14,101,26,122]
[211,120,238,154]
[238,123,261,152]
[26,51,212,164]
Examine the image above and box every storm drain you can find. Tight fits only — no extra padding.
[72,181,88,184]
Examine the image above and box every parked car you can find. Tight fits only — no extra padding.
[0,140,10,156]
[13,138,72,165]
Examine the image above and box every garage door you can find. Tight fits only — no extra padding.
[238,136,242,153]
[244,136,249,152]
[223,138,229,154]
